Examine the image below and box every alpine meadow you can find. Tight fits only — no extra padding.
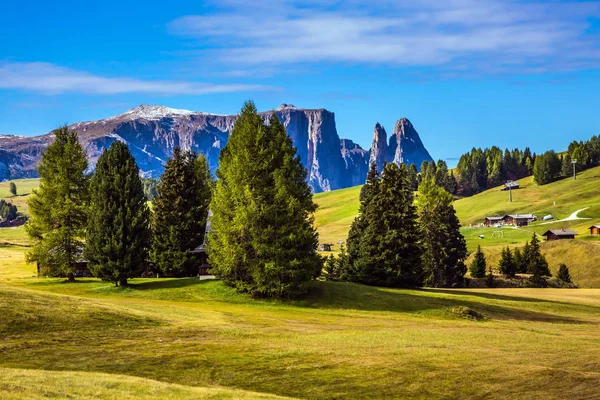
[2,1,600,399]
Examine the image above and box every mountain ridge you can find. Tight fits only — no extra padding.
[0,104,433,192]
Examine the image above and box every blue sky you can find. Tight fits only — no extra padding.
[1,0,600,165]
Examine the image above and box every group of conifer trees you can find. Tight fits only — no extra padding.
[325,162,468,288]
[470,233,564,287]
[25,102,322,296]
[26,127,212,284]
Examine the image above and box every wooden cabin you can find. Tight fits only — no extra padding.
[484,214,536,227]
[542,229,577,241]
[504,214,536,227]
[318,243,333,252]
[589,225,600,236]
[484,216,505,227]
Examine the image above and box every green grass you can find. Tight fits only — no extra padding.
[2,275,600,399]
[454,166,600,227]
[313,185,361,247]
[0,178,40,216]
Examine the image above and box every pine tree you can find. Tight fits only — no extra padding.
[151,147,212,277]
[85,142,150,286]
[498,246,516,277]
[417,178,467,287]
[9,182,16,196]
[346,163,380,281]
[469,245,487,278]
[350,163,423,287]
[557,263,572,283]
[512,247,524,274]
[485,265,496,288]
[208,103,321,297]
[25,126,89,281]
[527,234,551,276]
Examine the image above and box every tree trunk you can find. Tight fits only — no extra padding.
[119,278,128,287]
[67,272,75,282]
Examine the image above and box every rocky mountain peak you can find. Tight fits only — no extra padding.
[276,103,298,111]
[388,117,432,168]
[369,123,388,172]
[118,104,196,120]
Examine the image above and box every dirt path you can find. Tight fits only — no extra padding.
[540,208,590,225]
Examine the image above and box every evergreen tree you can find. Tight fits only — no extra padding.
[485,265,496,288]
[85,141,151,286]
[350,163,423,287]
[557,263,572,283]
[526,234,551,276]
[512,247,524,273]
[208,103,321,297]
[417,179,467,287]
[0,200,18,221]
[469,245,487,278]
[9,182,16,196]
[151,147,212,277]
[561,153,572,177]
[498,246,516,277]
[25,126,89,281]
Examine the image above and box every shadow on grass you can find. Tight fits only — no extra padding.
[297,282,593,324]
[128,278,213,291]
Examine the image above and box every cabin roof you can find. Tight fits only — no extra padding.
[542,229,577,236]
[485,216,505,221]
[507,214,535,219]
[589,225,600,229]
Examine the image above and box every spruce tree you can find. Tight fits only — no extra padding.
[151,147,212,277]
[498,246,516,277]
[345,163,380,281]
[208,102,321,297]
[485,265,496,288]
[512,247,524,274]
[9,182,16,196]
[417,178,467,287]
[557,263,572,283]
[351,163,423,287]
[469,245,487,278]
[85,142,151,286]
[526,234,551,276]
[25,126,89,281]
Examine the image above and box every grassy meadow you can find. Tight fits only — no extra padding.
[1,174,600,398]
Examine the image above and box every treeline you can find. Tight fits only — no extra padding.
[26,126,213,284]
[455,147,534,196]
[534,136,600,185]
[325,163,468,288]
[471,234,556,288]
[26,102,322,297]
[0,199,17,221]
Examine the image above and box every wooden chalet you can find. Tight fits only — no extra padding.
[484,216,505,227]
[484,213,536,227]
[504,214,536,227]
[589,225,600,236]
[189,210,213,275]
[542,229,577,241]
[318,243,333,252]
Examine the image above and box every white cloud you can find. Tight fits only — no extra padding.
[169,0,600,73]
[0,62,277,95]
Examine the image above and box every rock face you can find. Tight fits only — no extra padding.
[340,139,369,187]
[369,123,388,172]
[0,105,434,192]
[387,118,433,168]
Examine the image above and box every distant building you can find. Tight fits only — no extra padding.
[542,229,577,241]
[501,180,520,191]
[589,225,600,236]
[319,243,333,252]
[484,214,536,227]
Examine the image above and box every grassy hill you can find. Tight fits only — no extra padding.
[2,266,600,398]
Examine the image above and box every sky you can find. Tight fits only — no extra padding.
[1,0,600,165]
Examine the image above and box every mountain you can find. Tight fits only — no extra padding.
[369,118,433,173]
[0,104,433,192]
